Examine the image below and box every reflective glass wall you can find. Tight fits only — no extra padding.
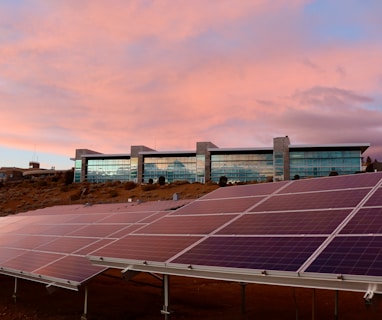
[74,160,82,183]
[289,150,361,179]
[143,155,197,183]
[85,158,131,182]
[210,153,274,183]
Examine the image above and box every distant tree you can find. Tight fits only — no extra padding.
[64,169,74,185]
[148,178,153,184]
[293,174,300,180]
[219,176,228,187]
[329,171,338,176]
[158,176,166,186]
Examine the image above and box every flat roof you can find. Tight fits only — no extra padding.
[289,143,370,153]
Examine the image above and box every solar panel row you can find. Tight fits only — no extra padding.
[0,200,192,289]
[1,173,382,294]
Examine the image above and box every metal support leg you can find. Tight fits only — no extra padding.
[334,290,339,320]
[161,274,170,319]
[81,286,88,320]
[12,277,17,303]
[312,288,316,320]
[240,282,247,314]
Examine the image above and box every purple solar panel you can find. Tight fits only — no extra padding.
[110,224,145,238]
[136,214,237,235]
[172,197,265,215]
[98,211,157,223]
[11,235,57,250]
[0,247,25,263]
[172,236,325,271]
[306,236,382,276]
[34,255,105,283]
[36,224,87,236]
[2,251,64,272]
[68,224,129,238]
[36,237,100,254]
[251,189,370,212]
[92,235,202,262]
[340,208,382,234]
[281,172,382,194]
[217,210,351,235]
[74,239,115,255]
[364,187,382,207]
[202,181,289,200]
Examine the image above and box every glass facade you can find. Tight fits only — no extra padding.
[85,158,131,182]
[74,141,367,184]
[143,155,198,183]
[211,153,274,183]
[273,151,285,181]
[289,150,361,179]
[74,160,82,183]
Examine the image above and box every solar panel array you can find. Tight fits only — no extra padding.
[2,172,382,293]
[88,172,382,292]
[0,200,192,290]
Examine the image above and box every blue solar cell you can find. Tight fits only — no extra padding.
[251,189,370,212]
[172,236,325,271]
[218,210,351,235]
[306,236,382,276]
[340,208,382,234]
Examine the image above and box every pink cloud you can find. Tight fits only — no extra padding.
[0,0,381,168]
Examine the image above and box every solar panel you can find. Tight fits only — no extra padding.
[2,251,64,273]
[250,189,370,212]
[172,197,265,215]
[88,172,382,295]
[201,181,289,199]
[305,236,382,276]
[93,235,202,263]
[34,255,105,283]
[340,208,382,234]
[2,172,382,297]
[171,236,325,271]
[136,214,237,235]
[0,200,181,290]
[217,210,351,235]
[280,173,382,193]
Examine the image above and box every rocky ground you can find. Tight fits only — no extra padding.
[1,178,382,319]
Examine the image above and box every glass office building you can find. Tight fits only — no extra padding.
[210,149,274,183]
[73,138,369,184]
[289,146,363,179]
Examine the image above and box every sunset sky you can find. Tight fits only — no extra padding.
[1,0,382,169]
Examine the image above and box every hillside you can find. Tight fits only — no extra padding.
[0,178,219,216]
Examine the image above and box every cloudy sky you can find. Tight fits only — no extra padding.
[1,0,381,169]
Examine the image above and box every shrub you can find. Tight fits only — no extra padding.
[141,184,158,191]
[124,181,137,190]
[158,176,166,186]
[218,176,228,187]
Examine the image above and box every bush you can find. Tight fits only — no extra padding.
[124,181,137,190]
[141,184,158,191]
[218,176,228,187]
[158,176,166,186]
[109,189,119,198]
